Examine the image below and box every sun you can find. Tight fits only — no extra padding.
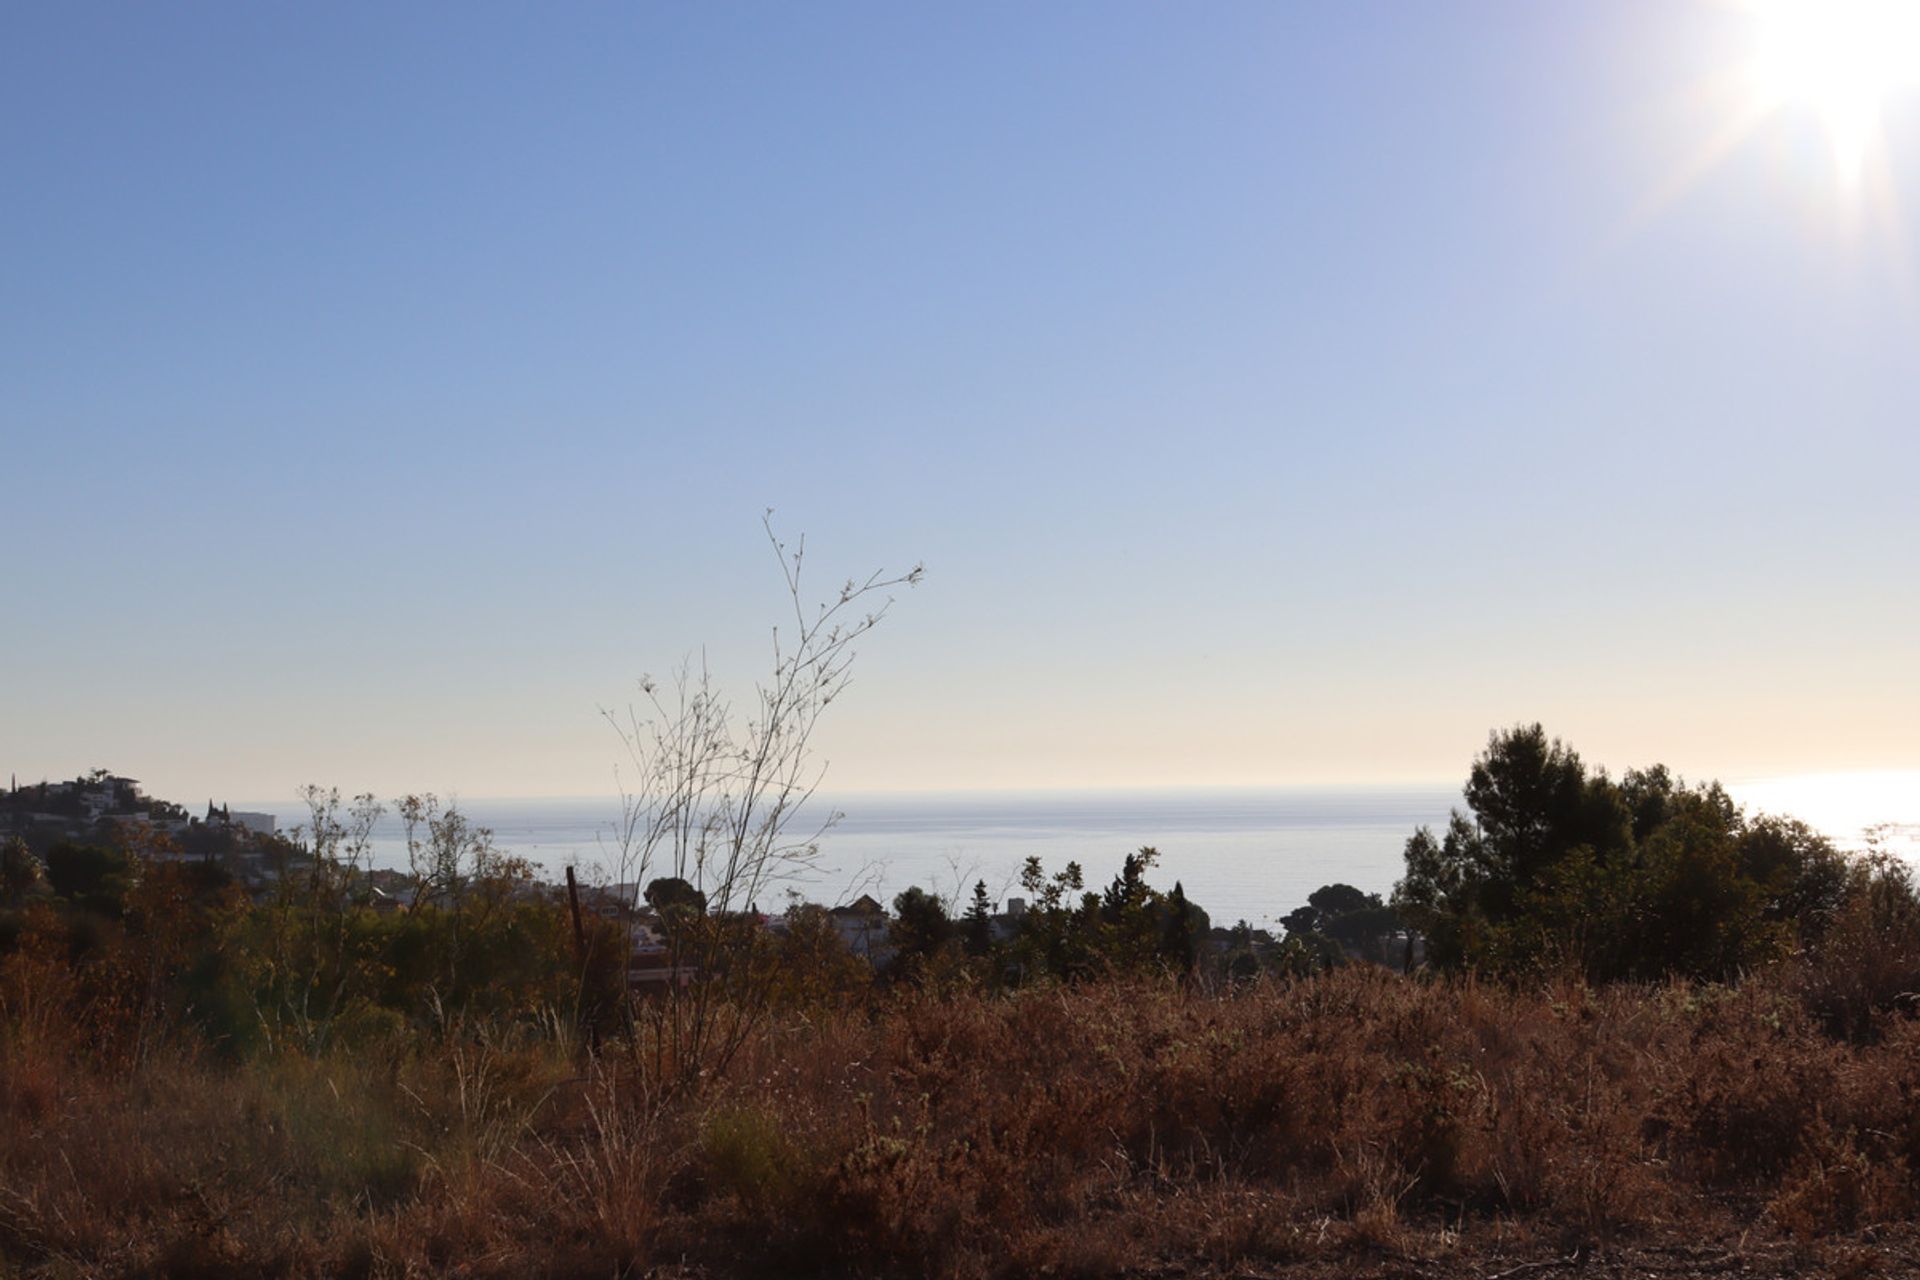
[1745,0,1920,185]
[1631,0,1920,229]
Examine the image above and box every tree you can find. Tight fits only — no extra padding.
[607,516,920,1087]
[0,835,43,907]
[1323,901,1400,963]
[1738,815,1849,941]
[644,876,709,916]
[888,886,954,976]
[1101,847,1163,966]
[1158,881,1206,973]
[395,793,496,912]
[44,841,133,917]
[1283,883,1401,967]
[1393,725,1626,972]
[1002,851,1221,982]
[769,902,874,1007]
[962,880,994,957]
[1223,920,1266,982]
[1307,883,1371,918]
[1395,724,1833,982]
[1277,892,1347,972]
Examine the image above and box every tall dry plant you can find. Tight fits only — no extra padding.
[606,514,921,1088]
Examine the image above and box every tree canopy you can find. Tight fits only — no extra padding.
[1393,724,1848,982]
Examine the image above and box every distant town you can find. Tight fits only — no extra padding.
[2,769,275,852]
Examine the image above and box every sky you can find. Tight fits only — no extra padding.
[3,2,1917,806]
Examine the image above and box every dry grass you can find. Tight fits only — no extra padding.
[4,965,1920,1277]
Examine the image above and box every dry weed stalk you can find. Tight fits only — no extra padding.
[606,514,920,1090]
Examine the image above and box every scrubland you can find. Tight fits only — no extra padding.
[7,953,1920,1278]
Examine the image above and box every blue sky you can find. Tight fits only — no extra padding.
[4,2,1916,802]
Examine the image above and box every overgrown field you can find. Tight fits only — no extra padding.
[8,960,1920,1278]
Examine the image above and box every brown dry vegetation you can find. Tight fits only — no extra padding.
[7,956,1920,1279]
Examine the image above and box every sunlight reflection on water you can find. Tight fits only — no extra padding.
[1728,771,1920,858]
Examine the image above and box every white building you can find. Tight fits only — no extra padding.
[230,811,277,837]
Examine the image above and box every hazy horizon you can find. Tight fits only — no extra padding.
[195,772,1920,921]
[106,768,1920,873]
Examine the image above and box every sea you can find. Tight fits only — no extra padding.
[239,775,1920,930]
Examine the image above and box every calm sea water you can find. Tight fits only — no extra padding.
[256,788,1450,928]
[246,778,1920,930]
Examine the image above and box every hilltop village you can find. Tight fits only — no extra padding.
[1,770,275,855]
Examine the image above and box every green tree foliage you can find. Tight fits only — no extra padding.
[1103,848,1164,963]
[888,886,954,975]
[961,880,994,957]
[996,849,1213,983]
[1009,856,1093,981]
[1739,813,1851,938]
[44,842,134,917]
[1281,883,1403,969]
[1221,920,1269,982]
[1795,850,1920,1041]
[0,795,632,1062]
[767,903,873,1008]
[645,876,709,944]
[1394,724,1849,981]
[645,877,708,915]
[0,836,44,907]
[1307,883,1371,918]
[1158,881,1204,971]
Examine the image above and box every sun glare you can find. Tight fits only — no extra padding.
[1625,0,1920,258]
[1729,770,1920,857]
[1746,0,1920,184]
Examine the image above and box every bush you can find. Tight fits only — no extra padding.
[1791,854,1920,1042]
[7,966,1920,1274]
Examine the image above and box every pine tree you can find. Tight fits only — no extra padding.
[963,879,994,957]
